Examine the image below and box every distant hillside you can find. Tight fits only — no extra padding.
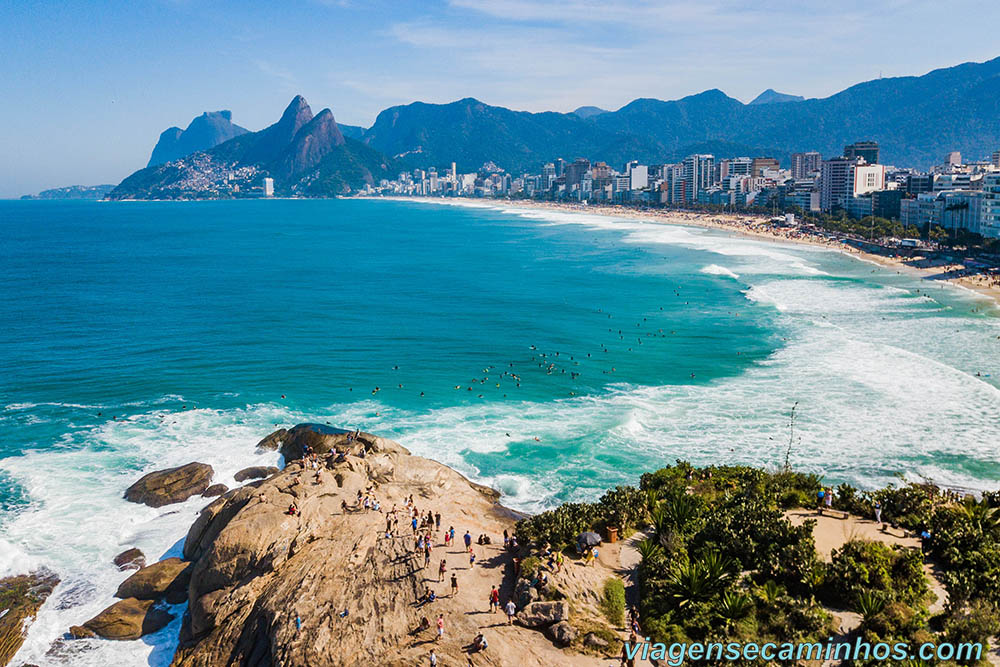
[572,106,608,119]
[148,111,248,167]
[364,57,1000,171]
[338,124,366,140]
[111,97,391,199]
[21,184,116,200]
[748,89,805,105]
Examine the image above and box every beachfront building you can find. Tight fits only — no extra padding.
[983,173,1000,239]
[844,140,880,165]
[791,151,822,179]
[263,177,274,197]
[682,154,714,202]
[820,156,885,212]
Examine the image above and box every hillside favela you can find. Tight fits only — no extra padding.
[2,3,1000,667]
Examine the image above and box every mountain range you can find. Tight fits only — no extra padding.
[109,97,390,199]
[113,56,1000,198]
[147,111,248,167]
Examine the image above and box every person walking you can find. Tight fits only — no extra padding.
[435,614,444,641]
[438,558,447,582]
[428,648,437,667]
[450,573,458,597]
[874,501,883,527]
[463,531,472,551]
[505,599,516,625]
[489,585,500,613]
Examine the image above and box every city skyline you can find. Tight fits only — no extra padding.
[3,0,1000,197]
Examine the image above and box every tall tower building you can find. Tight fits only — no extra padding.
[844,141,879,165]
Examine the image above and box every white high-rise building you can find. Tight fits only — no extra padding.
[628,164,648,191]
[263,177,274,197]
[682,154,714,202]
[820,157,885,212]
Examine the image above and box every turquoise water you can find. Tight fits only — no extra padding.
[1,198,999,665]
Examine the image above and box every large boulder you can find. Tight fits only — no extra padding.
[278,423,352,460]
[545,620,577,647]
[202,483,229,498]
[256,428,287,451]
[233,466,279,482]
[115,557,192,603]
[113,548,146,571]
[0,572,59,665]
[124,462,214,507]
[77,598,173,640]
[516,600,569,628]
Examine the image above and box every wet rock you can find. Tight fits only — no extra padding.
[0,571,60,664]
[256,428,287,451]
[124,462,214,507]
[115,557,192,603]
[233,466,279,483]
[201,483,229,498]
[113,548,146,571]
[79,597,173,640]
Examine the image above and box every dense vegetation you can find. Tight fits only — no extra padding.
[516,462,1000,665]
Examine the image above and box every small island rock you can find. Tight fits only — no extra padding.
[123,462,214,507]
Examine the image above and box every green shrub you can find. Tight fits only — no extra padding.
[823,540,928,608]
[520,556,542,580]
[600,577,626,627]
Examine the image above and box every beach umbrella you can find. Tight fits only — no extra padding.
[577,531,602,549]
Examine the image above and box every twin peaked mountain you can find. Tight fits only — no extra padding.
[109,96,389,199]
[110,56,1000,199]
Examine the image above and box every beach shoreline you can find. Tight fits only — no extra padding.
[373,196,1000,308]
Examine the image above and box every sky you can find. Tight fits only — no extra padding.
[1,1,998,198]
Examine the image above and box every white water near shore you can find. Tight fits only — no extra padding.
[4,199,1000,666]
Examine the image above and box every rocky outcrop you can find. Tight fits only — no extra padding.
[113,547,146,571]
[277,423,405,462]
[115,558,192,604]
[201,484,228,498]
[124,462,214,507]
[233,466,279,483]
[169,431,524,667]
[76,598,173,640]
[516,601,569,628]
[0,571,59,665]
[147,110,248,167]
[256,429,287,451]
[545,620,577,647]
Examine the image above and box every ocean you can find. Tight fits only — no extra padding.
[1,197,999,665]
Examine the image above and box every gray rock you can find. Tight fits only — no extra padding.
[545,620,577,647]
[516,600,569,628]
[584,632,610,649]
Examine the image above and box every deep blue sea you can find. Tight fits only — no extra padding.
[2,197,999,665]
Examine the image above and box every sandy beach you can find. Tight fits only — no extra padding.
[379,196,1000,309]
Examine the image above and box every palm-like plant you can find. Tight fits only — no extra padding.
[718,591,753,627]
[637,538,664,563]
[667,552,733,608]
[661,490,700,533]
[855,589,887,624]
[961,498,1000,537]
[759,579,782,604]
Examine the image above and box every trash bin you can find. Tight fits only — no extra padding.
[608,527,618,543]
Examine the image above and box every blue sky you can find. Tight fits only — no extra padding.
[1,0,998,198]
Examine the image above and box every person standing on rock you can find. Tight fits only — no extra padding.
[428,648,437,667]
[438,558,447,582]
[505,599,516,625]
[450,573,458,597]
[464,531,472,551]
[875,501,883,527]
[435,512,441,530]
[435,614,444,641]
[489,585,500,613]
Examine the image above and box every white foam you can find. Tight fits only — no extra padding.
[700,264,740,280]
